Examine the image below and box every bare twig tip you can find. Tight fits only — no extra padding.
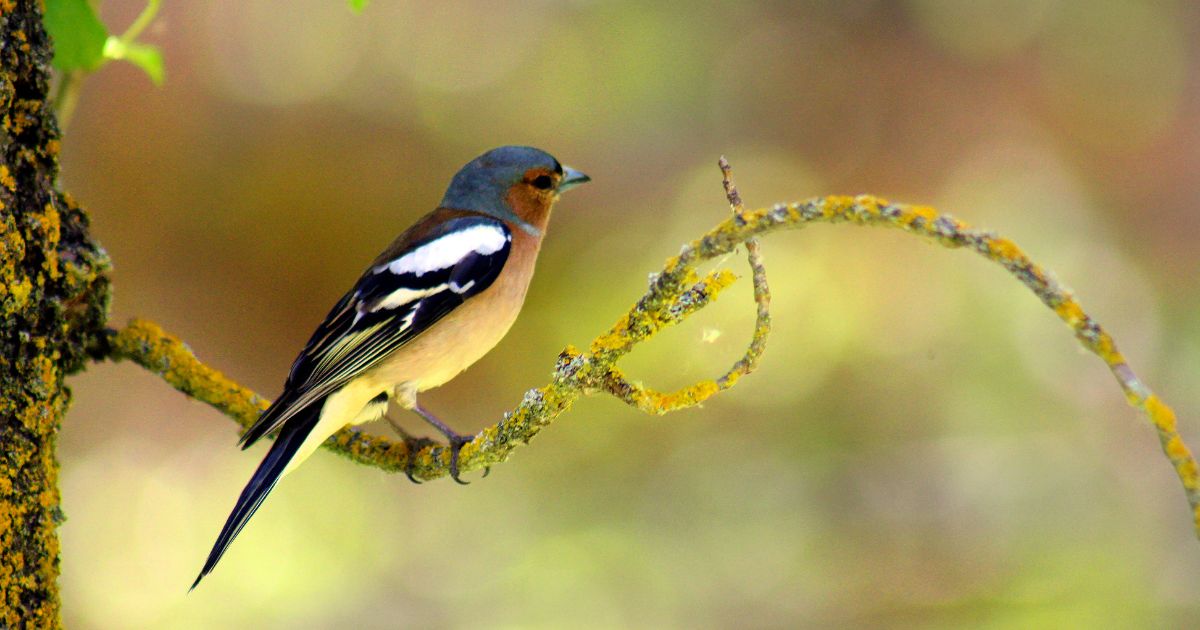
[718,156,745,215]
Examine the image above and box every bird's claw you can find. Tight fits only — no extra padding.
[398,432,485,485]
[447,434,473,485]
[408,404,486,484]
[446,433,490,484]
[401,436,438,484]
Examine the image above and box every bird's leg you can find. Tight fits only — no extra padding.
[383,411,437,485]
[410,403,488,484]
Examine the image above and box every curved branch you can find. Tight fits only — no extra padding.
[599,157,771,413]
[103,187,1200,539]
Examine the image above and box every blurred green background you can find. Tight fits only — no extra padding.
[58,0,1200,627]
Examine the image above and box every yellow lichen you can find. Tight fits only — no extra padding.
[0,165,14,192]
[1054,300,1084,326]
[7,276,31,306]
[1100,347,1125,366]
[902,205,936,224]
[642,380,720,413]
[109,319,274,430]
[37,203,60,280]
[1146,394,1178,433]
[996,243,1026,264]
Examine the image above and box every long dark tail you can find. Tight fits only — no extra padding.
[191,400,323,590]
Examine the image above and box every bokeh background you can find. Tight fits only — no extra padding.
[58,0,1200,627]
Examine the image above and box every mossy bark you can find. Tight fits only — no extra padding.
[0,1,111,627]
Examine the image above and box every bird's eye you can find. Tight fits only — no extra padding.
[531,175,554,190]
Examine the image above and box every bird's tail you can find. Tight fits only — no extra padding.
[190,400,323,590]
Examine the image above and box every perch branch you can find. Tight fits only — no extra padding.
[103,182,1200,537]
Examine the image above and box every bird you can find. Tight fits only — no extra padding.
[191,146,589,589]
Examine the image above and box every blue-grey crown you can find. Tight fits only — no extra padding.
[439,146,563,234]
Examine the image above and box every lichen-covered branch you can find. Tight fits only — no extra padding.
[106,188,1200,538]
[105,320,270,429]
[0,1,113,625]
[598,157,771,413]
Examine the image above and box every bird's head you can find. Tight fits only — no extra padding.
[439,145,590,236]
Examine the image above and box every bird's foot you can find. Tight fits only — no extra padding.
[411,403,489,484]
[444,432,489,485]
[400,436,438,484]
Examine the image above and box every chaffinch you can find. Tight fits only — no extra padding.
[192,146,589,588]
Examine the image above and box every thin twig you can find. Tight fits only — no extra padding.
[718,156,770,387]
[719,156,745,213]
[600,157,772,411]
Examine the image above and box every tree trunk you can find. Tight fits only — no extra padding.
[0,1,110,626]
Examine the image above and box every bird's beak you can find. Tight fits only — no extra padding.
[558,166,590,193]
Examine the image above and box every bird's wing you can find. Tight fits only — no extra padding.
[239,214,512,447]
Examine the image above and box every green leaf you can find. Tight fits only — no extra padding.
[347,0,370,13]
[117,41,165,86]
[44,0,110,71]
